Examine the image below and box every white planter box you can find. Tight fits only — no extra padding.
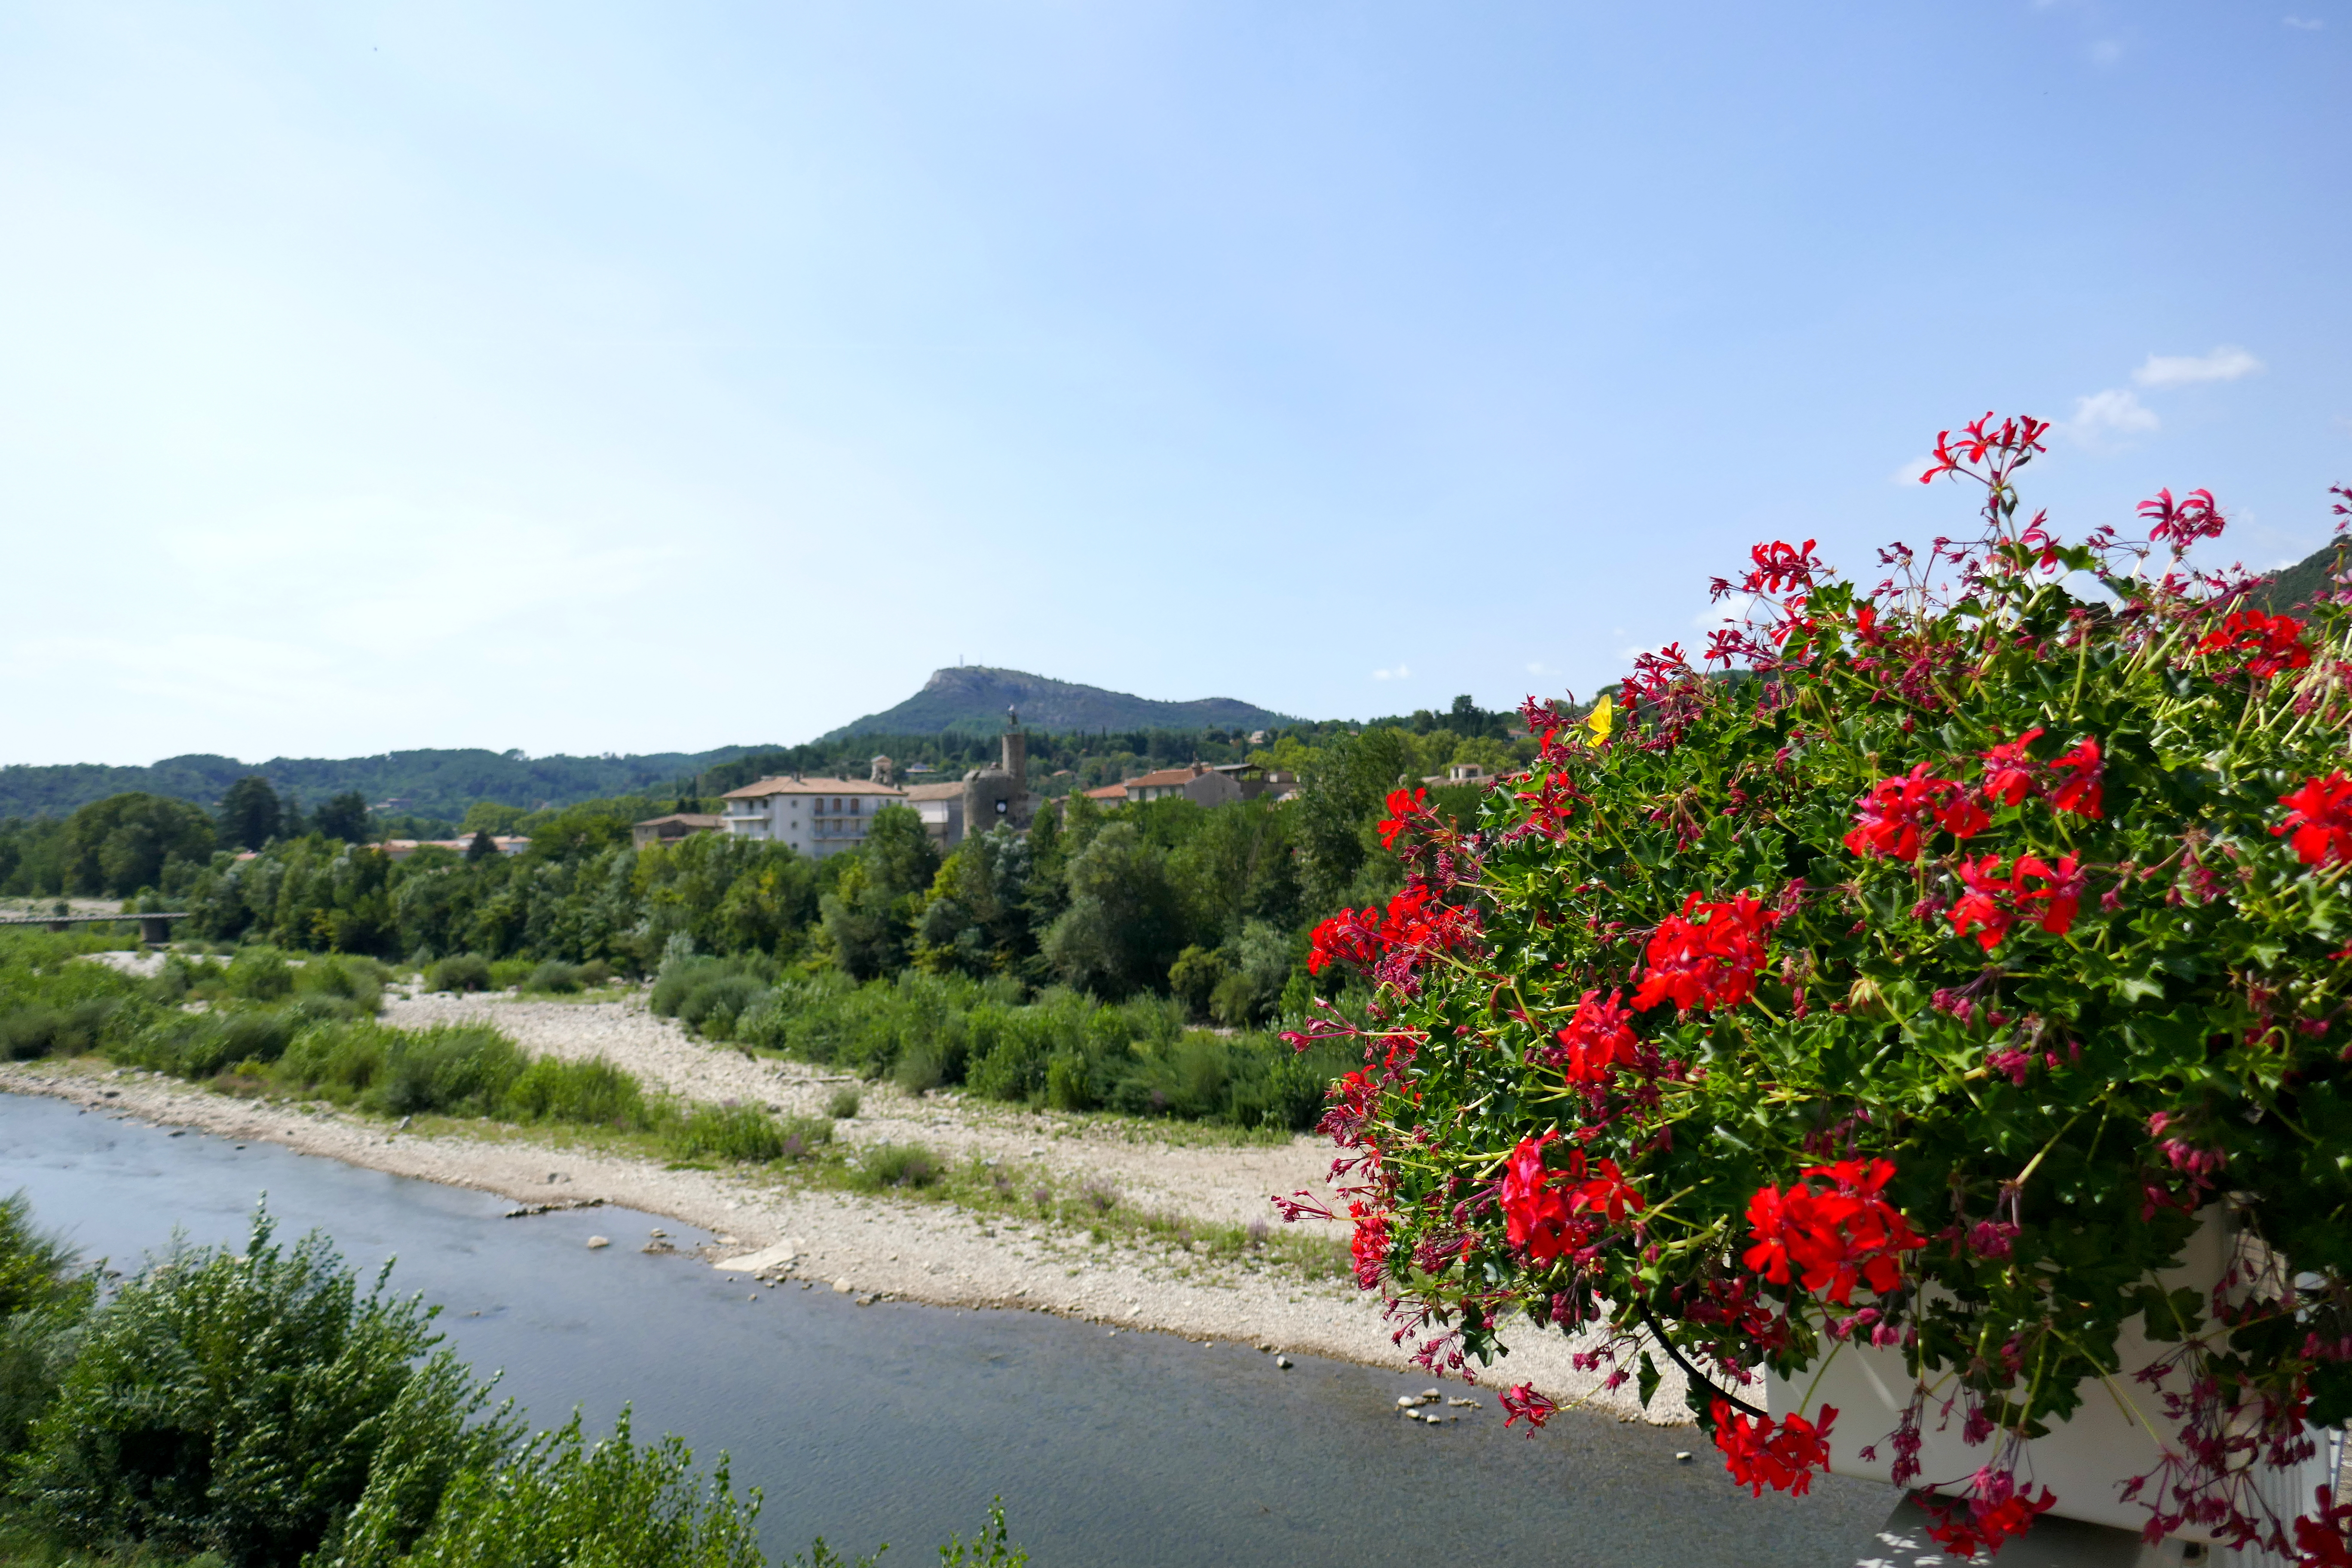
[1766,1209,2341,1548]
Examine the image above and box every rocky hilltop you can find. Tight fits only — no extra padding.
[820,667,1293,739]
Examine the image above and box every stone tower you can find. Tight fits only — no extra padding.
[961,707,1031,836]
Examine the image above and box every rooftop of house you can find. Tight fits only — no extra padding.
[1124,764,1213,789]
[1082,782,1130,801]
[901,782,966,801]
[633,813,723,828]
[721,775,908,800]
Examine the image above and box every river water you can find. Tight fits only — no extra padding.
[0,1092,1894,1567]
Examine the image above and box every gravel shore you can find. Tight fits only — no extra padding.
[0,986,1687,1424]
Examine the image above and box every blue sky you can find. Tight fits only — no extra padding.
[3,2,2346,765]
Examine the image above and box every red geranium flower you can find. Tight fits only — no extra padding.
[1979,727,2045,806]
[1500,1136,1580,1265]
[1631,891,1779,1013]
[1844,764,1988,862]
[1501,1383,1559,1432]
[2196,607,2312,681]
[1714,1399,1838,1497]
[2276,774,2352,870]
[1554,989,1640,1087]
[2292,1485,2352,1568]
[1921,1474,2060,1560]
[2048,736,2104,818]
[1564,1148,1646,1227]
[1742,1158,1923,1305]
[1948,852,2084,951]
[1377,787,1429,850]
[1348,1202,1391,1291]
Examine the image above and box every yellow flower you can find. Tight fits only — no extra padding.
[1585,694,1614,747]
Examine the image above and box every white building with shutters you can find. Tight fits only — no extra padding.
[717,776,908,860]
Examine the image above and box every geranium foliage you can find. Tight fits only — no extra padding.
[1281,416,2352,1562]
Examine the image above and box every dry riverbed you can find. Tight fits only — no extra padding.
[0,985,1686,1424]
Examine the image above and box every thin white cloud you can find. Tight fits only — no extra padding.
[1372,664,1411,681]
[1891,455,1941,486]
[2285,15,2325,29]
[2065,388,2160,446]
[2135,346,2264,387]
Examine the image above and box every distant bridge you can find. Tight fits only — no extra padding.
[0,912,188,943]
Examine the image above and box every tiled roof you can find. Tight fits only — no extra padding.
[634,814,723,828]
[901,782,966,800]
[721,776,908,800]
[1124,766,1207,789]
[1083,782,1130,800]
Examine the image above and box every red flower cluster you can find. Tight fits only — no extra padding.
[2196,608,2312,681]
[2140,486,2226,552]
[1977,729,2103,818]
[1348,1202,1390,1291]
[1500,1137,1645,1264]
[1919,413,2051,485]
[1377,787,1428,851]
[1500,1383,1559,1432]
[1844,764,1989,862]
[1742,1158,1924,1305]
[1713,1399,1838,1497]
[2049,737,2104,818]
[2293,1485,2352,1568]
[1553,989,1640,1087]
[2275,774,2352,870]
[1920,1476,2059,1560]
[1631,891,1778,1013]
[1501,1136,1579,1263]
[1306,885,1476,978]
[1981,728,2045,806]
[1948,852,2084,952]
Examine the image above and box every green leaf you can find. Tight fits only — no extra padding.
[1637,1349,1661,1411]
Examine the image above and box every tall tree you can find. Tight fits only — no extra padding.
[62,793,214,897]
[216,775,282,851]
[313,790,371,845]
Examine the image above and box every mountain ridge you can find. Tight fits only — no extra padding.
[818,666,1295,740]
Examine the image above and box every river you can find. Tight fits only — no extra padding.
[0,1091,1894,1566]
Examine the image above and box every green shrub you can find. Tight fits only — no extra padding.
[677,974,767,1039]
[486,959,535,991]
[855,1142,939,1190]
[424,954,490,994]
[222,947,295,1002]
[338,1409,762,1568]
[274,1022,525,1117]
[825,1086,861,1119]
[0,1191,92,1461]
[120,1006,303,1080]
[893,1044,943,1095]
[775,1115,832,1161]
[0,1000,117,1061]
[14,1209,507,1566]
[522,960,582,994]
[502,1055,649,1129]
[668,1103,790,1164]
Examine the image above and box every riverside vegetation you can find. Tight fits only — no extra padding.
[0,1193,1026,1568]
[0,928,1352,1284]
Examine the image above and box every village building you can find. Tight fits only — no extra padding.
[717,776,907,859]
[630,813,723,850]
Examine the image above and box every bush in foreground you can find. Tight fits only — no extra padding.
[0,1200,1028,1568]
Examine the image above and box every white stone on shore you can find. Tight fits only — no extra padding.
[833,1277,854,1293]
[716,1241,797,1274]
[586,1236,610,1249]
